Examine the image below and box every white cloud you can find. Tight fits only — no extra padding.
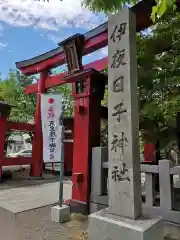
[0,0,106,31]
[0,42,7,48]
[47,33,63,43]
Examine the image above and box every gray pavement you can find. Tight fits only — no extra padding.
[0,170,79,240]
[0,182,72,213]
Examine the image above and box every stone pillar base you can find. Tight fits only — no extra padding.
[51,205,70,223]
[88,209,164,240]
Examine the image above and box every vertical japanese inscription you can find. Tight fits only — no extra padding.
[111,163,130,182]
[112,101,127,122]
[111,49,126,68]
[111,132,128,155]
[113,76,124,93]
[109,18,128,166]
[108,9,142,219]
[48,106,56,161]
[110,22,127,42]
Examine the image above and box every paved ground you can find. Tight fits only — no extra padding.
[0,167,88,240]
[0,181,72,213]
[0,166,72,213]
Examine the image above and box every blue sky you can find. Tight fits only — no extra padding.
[0,0,108,78]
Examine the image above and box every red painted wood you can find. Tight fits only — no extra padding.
[20,54,65,75]
[19,33,107,75]
[144,144,156,163]
[25,57,108,94]
[7,121,34,131]
[84,32,107,55]
[31,71,48,177]
[3,157,33,166]
[72,74,102,205]
[64,142,73,173]
[0,117,7,177]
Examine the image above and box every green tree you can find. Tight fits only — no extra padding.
[0,70,36,123]
[83,0,176,22]
[0,71,36,153]
[137,12,180,152]
[47,84,74,116]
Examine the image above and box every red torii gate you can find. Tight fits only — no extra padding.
[15,0,177,213]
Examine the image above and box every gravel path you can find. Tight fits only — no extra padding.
[16,207,88,240]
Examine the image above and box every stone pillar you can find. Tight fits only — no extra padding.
[145,173,156,206]
[159,160,173,210]
[91,147,105,196]
[88,8,164,240]
[107,7,141,219]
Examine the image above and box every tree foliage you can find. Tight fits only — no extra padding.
[83,0,176,22]
[0,70,36,123]
[47,84,74,116]
[0,71,37,153]
[137,12,180,149]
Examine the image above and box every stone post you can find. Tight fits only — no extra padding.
[88,8,164,240]
[159,160,173,210]
[108,7,141,220]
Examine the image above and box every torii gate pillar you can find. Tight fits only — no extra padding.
[0,102,12,180]
[31,71,48,178]
[71,70,106,213]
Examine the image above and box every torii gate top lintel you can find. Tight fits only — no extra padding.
[15,0,159,76]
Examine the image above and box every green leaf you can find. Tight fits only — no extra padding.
[151,6,158,23]
[159,0,167,17]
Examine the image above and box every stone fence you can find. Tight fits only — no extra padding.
[90,147,180,224]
